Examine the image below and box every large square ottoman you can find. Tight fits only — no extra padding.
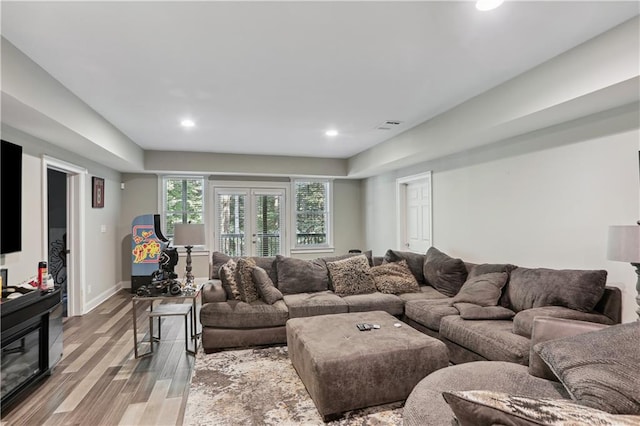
[286,311,448,420]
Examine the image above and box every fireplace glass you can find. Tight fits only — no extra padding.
[1,323,42,401]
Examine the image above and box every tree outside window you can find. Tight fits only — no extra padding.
[163,177,204,238]
[294,180,330,247]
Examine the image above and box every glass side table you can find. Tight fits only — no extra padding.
[132,283,202,359]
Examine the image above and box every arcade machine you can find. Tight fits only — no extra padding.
[131,214,172,294]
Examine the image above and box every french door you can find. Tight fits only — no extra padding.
[214,188,286,257]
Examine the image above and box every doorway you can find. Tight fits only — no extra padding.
[47,169,68,316]
[42,156,86,316]
[397,172,432,253]
[214,187,286,257]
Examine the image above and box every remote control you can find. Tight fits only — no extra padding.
[372,324,380,329]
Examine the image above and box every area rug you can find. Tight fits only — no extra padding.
[184,346,403,425]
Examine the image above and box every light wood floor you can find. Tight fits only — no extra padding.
[1,289,196,426]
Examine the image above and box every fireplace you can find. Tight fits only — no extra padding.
[1,288,62,412]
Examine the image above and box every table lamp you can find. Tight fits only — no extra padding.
[173,223,206,285]
[607,223,640,320]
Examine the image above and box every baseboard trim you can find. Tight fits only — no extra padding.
[84,282,124,314]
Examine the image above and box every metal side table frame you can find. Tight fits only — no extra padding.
[132,284,202,359]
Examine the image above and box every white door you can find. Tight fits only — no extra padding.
[214,188,286,256]
[406,180,431,253]
[397,172,432,253]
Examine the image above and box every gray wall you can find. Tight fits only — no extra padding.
[364,123,640,323]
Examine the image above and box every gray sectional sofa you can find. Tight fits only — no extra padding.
[199,247,621,358]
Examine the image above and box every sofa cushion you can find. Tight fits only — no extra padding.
[442,390,640,426]
[200,299,289,329]
[326,255,376,297]
[275,255,329,294]
[507,267,607,313]
[423,247,468,297]
[341,292,404,316]
[252,266,283,305]
[535,322,640,415]
[453,303,515,320]
[219,259,241,300]
[404,299,458,331]
[467,263,517,279]
[371,260,421,295]
[383,249,426,284]
[452,272,508,307]
[398,285,450,302]
[512,306,616,339]
[282,291,348,318]
[440,316,530,365]
[235,258,260,303]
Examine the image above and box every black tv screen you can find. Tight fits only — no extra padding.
[1,140,22,254]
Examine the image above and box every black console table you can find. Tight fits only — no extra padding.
[1,288,63,412]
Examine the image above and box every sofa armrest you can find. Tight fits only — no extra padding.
[202,279,227,303]
[529,317,609,381]
[513,306,615,339]
[593,286,622,324]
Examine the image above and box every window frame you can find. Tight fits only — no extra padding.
[290,178,333,253]
[160,175,206,248]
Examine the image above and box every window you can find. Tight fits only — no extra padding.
[162,176,205,238]
[293,179,331,249]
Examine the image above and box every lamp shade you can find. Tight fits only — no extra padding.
[173,223,205,246]
[607,225,640,263]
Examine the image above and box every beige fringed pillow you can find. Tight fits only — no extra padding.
[371,260,421,294]
[326,255,376,296]
[234,258,260,303]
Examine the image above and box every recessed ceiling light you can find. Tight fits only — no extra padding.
[476,0,504,11]
[181,119,195,128]
[325,130,338,137]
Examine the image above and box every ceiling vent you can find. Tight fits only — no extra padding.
[376,120,403,130]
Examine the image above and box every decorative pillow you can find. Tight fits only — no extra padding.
[322,250,373,267]
[234,258,260,303]
[252,266,283,305]
[451,272,508,307]
[507,267,607,313]
[275,255,329,294]
[534,321,640,415]
[422,247,468,297]
[326,255,376,297]
[370,260,421,294]
[382,249,426,284]
[211,251,233,279]
[442,390,640,426]
[453,302,515,320]
[219,259,241,300]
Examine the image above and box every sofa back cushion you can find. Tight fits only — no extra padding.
[507,267,607,313]
[383,249,426,284]
[423,247,468,297]
[275,255,329,294]
[211,251,233,279]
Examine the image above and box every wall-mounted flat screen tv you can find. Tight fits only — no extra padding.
[1,140,23,254]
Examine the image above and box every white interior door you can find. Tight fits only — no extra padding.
[214,187,286,256]
[397,172,432,253]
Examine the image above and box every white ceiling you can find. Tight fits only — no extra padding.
[1,1,639,160]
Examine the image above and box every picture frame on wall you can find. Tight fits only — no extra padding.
[92,177,104,208]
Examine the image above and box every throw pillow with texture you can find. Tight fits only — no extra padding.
[453,303,515,320]
[326,255,376,297]
[422,247,468,297]
[219,259,241,300]
[211,251,233,279]
[534,321,640,415]
[442,390,640,426]
[508,267,607,313]
[371,260,421,294]
[382,249,426,284]
[234,258,260,303]
[252,266,283,305]
[451,272,508,307]
[275,255,329,294]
